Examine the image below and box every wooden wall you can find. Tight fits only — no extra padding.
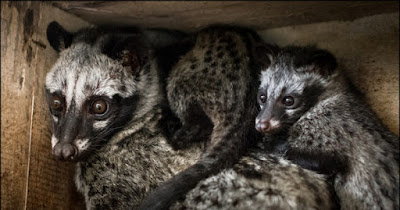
[1,2,88,209]
[1,2,398,210]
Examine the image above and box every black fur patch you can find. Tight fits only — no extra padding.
[46,21,73,52]
[282,46,337,78]
[285,148,349,176]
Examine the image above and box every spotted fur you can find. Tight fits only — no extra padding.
[172,151,336,210]
[139,26,278,209]
[256,45,399,210]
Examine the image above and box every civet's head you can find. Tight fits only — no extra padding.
[255,45,337,135]
[45,22,156,161]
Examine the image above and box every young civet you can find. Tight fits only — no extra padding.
[255,45,399,209]
[44,21,204,209]
[139,26,277,209]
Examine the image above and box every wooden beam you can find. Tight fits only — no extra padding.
[51,1,399,32]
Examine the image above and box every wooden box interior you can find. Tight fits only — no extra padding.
[1,1,398,209]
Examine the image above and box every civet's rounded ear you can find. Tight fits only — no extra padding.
[253,43,279,70]
[309,50,337,77]
[111,35,151,75]
[295,48,337,78]
[46,21,73,53]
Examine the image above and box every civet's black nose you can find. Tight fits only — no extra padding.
[53,143,78,161]
[256,119,271,134]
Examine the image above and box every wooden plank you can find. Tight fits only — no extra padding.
[1,2,89,209]
[1,2,35,208]
[51,1,399,32]
[259,12,399,135]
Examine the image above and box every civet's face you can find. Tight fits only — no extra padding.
[255,46,337,135]
[45,43,139,161]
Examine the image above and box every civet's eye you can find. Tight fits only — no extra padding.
[259,94,267,103]
[91,100,108,115]
[282,96,294,106]
[51,95,64,111]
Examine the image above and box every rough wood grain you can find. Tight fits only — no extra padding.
[259,12,399,135]
[51,1,399,31]
[1,2,89,209]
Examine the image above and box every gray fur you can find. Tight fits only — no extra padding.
[256,45,399,210]
[74,109,203,209]
[173,151,334,210]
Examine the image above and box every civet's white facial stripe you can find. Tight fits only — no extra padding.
[93,120,110,130]
[73,70,89,111]
[45,58,67,94]
[285,109,297,116]
[269,119,280,129]
[75,138,90,151]
[53,116,59,123]
[51,135,59,148]
[65,70,76,111]
[260,67,272,90]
